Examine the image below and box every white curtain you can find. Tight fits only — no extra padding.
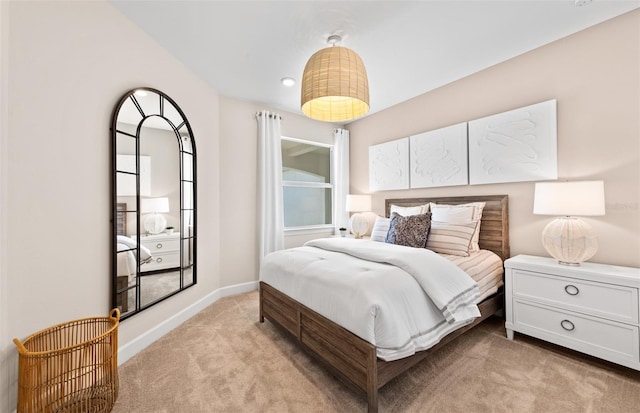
[333,128,350,234]
[257,111,284,263]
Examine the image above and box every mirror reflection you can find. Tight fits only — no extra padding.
[112,88,197,319]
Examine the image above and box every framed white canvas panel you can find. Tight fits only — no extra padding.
[468,99,558,185]
[410,122,468,188]
[369,137,410,191]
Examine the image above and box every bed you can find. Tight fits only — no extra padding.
[259,195,509,413]
[115,235,153,312]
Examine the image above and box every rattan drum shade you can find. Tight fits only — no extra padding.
[301,46,369,122]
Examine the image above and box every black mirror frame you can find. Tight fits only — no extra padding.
[110,87,197,320]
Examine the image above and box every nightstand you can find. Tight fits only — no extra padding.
[136,232,181,272]
[505,254,640,370]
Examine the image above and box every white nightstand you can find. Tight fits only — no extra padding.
[505,254,640,370]
[135,232,181,272]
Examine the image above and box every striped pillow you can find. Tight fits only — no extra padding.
[426,221,477,256]
[370,216,391,242]
[430,202,486,251]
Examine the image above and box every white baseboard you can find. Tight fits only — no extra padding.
[117,281,258,365]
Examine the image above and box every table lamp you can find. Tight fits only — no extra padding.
[346,194,372,239]
[141,197,170,235]
[533,181,605,266]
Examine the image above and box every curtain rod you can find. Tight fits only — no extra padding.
[256,111,282,120]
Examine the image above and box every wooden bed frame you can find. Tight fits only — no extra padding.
[260,195,509,413]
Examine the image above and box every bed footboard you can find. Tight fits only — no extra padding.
[260,281,504,413]
[260,282,379,412]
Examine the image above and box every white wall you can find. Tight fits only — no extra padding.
[218,96,336,288]
[117,123,182,233]
[1,2,220,411]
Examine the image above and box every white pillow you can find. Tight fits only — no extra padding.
[426,221,477,257]
[370,216,391,242]
[429,202,486,251]
[389,203,429,217]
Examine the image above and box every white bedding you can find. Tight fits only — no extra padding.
[116,236,153,283]
[440,249,504,301]
[260,238,484,361]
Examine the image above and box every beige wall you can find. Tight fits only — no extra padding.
[0,1,8,411]
[348,10,640,268]
[218,96,335,288]
[0,2,220,410]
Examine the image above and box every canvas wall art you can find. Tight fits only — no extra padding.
[410,122,468,188]
[369,137,410,191]
[468,99,557,185]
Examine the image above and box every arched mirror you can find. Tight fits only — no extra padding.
[111,88,197,320]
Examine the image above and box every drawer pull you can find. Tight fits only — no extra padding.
[156,243,163,249]
[560,319,575,331]
[564,285,579,296]
[156,257,163,263]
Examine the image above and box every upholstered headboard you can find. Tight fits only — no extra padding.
[385,195,510,261]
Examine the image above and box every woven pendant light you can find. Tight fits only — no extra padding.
[301,35,369,122]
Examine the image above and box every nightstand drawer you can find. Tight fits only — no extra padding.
[142,238,180,253]
[514,300,640,367]
[141,251,180,271]
[513,269,639,324]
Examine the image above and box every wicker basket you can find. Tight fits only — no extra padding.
[13,309,120,413]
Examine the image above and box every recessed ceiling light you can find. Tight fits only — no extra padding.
[281,77,295,87]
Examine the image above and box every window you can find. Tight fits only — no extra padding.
[281,137,333,231]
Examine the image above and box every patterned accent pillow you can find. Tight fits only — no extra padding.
[371,216,391,242]
[385,212,431,248]
[426,221,477,257]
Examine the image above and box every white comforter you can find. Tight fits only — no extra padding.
[260,238,482,361]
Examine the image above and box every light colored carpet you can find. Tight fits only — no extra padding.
[112,291,640,412]
[139,271,180,307]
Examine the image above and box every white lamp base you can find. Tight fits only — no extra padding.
[349,213,369,239]
[144,213,167,235]
[542,216,598,266]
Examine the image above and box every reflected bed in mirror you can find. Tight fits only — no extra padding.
[111,88,197,320]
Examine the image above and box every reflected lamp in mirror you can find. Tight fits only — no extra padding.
[346,194,372,239]
[141,197,170,235]
[533,181,605,266]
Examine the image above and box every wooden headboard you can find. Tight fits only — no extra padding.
[385,195,510,261]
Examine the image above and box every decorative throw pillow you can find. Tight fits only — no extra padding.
[389,204,429,217]
[430,202,486,251]
[370,216,391,242]
[426,221,477,257]
[385,212,431,248]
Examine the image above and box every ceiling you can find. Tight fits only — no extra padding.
[111,1,639,124]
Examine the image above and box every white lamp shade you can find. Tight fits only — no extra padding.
[141,197,170,214]
[346,194,372,212]
[533,181,605,216]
